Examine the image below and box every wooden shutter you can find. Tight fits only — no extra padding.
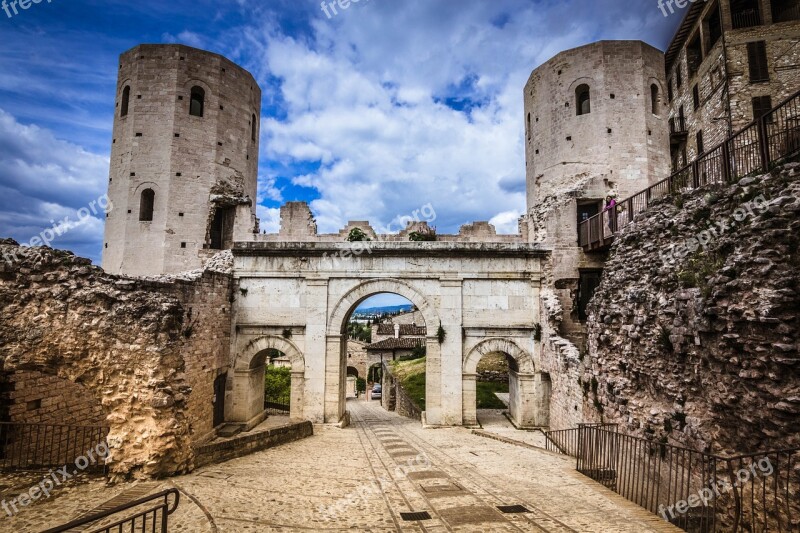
[748,41,769,82]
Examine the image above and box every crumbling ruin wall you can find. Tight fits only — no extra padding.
[0,240,233,479]
[584,163,800,454]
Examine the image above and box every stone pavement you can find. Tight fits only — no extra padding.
[7,400,680,532]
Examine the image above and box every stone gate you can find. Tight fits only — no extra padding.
[225,225,551,428]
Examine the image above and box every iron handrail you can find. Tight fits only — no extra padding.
[41,488,180,533]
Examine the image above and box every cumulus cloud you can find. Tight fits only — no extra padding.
[0,109,109,262]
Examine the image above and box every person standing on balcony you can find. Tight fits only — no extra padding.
[604,196,617,233]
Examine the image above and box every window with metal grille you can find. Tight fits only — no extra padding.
[748,41,770,83]
[731,0,762,28]
[752,95,774,123]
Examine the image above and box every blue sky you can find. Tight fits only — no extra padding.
[0,0,682,263]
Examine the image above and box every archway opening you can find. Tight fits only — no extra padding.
[257,348,292,418]
[473,352,512,427]
[344,292,427,417]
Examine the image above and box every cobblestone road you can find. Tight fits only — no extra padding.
[9,399,679,532]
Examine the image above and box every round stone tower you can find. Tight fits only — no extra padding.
[102,44,261,277]
[524,40,670,234]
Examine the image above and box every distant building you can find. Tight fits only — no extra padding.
[664,0,800,170]
[367,322,427,361]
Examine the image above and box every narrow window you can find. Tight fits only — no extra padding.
[190,86,205,117]
[575,84,591,116]
[121,86,130,117]
[692,85,700,110]
[667,79,674,102]
[771,0,800,22]
[752,96,774,122]
[747,41,770,83]
[651,84,660,115]
[139,189,155,221]
[676,64,683,89]
[251,113,257,142]
[696,131,705,155]
[526,113,531,140]
[687,34,702,77]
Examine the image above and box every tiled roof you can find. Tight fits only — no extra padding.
[366,338,426,351]
[375,323,427,336]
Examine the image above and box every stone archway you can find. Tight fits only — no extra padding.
[325,279,441,424]
[230,336,306,424]
[463,338,546,428]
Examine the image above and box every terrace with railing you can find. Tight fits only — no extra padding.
[544,425,799,532]
[579,89,800,252]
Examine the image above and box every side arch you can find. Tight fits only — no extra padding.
[463,338,534,375]
[327,278,439,335]
[235,335,305,372]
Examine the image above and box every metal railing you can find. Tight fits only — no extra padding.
[579,88,800,251]
[731,8,762,28]
[0,422,109,471]
[670,116,688,135]
[773,3,800,23]
[43,488,180,533]
[544,423,618,457]
[572,425,799,532]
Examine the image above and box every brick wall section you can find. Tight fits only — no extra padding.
[5,370,106,426]
[164,271,233,444]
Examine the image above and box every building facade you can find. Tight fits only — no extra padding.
[664,0,800,170]
[102,44,261,277]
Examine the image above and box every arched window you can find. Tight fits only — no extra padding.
[651,84,660,115]
[139,189,155,222]
[576,84,591,116]
[251,113,257,142]
[121,86,130,117]
[190,86,205,117]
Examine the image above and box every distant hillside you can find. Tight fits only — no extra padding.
[353,304,414,316]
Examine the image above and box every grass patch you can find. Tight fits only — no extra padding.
[264,365,291,403]
[476,381,509,409]
[391,358,427,410]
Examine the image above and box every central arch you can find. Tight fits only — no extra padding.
[325,279,442,424]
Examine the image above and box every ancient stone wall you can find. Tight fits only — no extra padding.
[583,163,800,454]
[4,370,106,426]
[0,240,233,479]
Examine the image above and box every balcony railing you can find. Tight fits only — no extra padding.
[670,117,688,136]
[731,8,762,28]
[773,3,800,23]
[579,88,800,251]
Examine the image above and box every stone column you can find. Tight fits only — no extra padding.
[433,279,464,426]
[461,373,478,426]
[228,367,266,427]
[510,371,537,428]
[290,371,305,420]
[305,278,328,423]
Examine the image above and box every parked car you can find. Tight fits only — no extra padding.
[371,384,382,400]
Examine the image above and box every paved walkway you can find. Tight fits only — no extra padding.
[7,400,680,532]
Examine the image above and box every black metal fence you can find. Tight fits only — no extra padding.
[545,424,800,532]
[43,488,180,533]
[579,88,800,251]
[0,422,109,471]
